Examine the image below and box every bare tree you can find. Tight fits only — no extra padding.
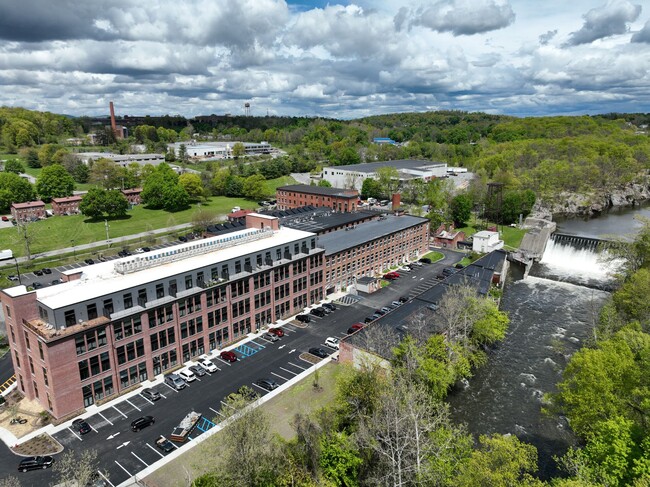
[437,283,479,344]
[191,208,218,233]
[53,449,104,487]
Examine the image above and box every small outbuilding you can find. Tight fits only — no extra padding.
[472,231,504,253]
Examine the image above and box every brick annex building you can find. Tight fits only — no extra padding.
[276,184,358,212]
[2,212,429,419]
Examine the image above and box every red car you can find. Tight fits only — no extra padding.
[268,327,284,337]
[383,272,400,279]
[220,350,237,362]
[1,216,8,222]
[347,323,364,334]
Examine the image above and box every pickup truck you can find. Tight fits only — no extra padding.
[156,435,175,453]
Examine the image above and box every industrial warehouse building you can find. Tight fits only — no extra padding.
[276,184,359,212]
[2,211,429,418]
[321,159,448,191]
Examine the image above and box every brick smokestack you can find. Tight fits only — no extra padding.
[109,101,117,135]
[392,193,401,209]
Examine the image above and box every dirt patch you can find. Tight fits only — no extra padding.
[299,352,321,365]
[11,433,63,456]
[0,391,48,438]
[290,320,308,329]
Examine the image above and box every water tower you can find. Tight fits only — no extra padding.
[244,102,251,116]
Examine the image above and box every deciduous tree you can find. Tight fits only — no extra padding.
[36,164,75,201]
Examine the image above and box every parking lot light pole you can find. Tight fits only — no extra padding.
[71,239,76,259]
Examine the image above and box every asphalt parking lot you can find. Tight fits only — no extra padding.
[2,249,460,486]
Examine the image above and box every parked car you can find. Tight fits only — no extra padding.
[322,302,337,311]
[400,266,411,272]
[141,246,151,252]
[1,216,8,222]
[383,273,398,280]
[42,268,51,274]
[178,369,197,382]
[189,364,207,377]
[134,248,145,254]
[84,258,95,265]
[296,314,311,323]
[199,358,218,373]
[454,263,465,269]
[141,388,161,401]
[309,347,329,358]
[263,332,279,342]
[325,337,340,349]
[220,350,238,362]
[71,418,92,435]
[179,235,188,242]
[347,323,364,334]
[34,269,43,276]
[364,316,376,324]
[131,415,155,432]
[117,250,131,258]
[398,296,409,303]
[268,327,284,337]
[375,309,386,316]
[310,307,326,318]
[256,378,279,391]
[50,279,62,285]
[30,282,43,289]
[7,275,19,282]
[391,300,402,307]
[380,307,392,314]
[419,257,432,264]
[18,456,54,472]
[164,373,186,390]
[427,303,439,311]
[411,261,423,266]
[156,435,175,453]
[320,306,332,314]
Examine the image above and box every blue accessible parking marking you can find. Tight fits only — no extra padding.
[195,416,217,433]
[234,343,262,357]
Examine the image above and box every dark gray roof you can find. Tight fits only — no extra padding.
[325,159,446,173]
[345,250,507,357]
[318,214,429,256]
[278,184,358,198]
[260,206,377,234]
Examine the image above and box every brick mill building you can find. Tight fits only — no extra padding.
[318,214,429,293]
[1,214,326,418]
[276,185,358,212]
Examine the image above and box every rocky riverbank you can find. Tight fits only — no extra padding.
[533,180,650,218]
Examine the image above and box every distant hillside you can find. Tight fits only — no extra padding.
[0,106,81,151]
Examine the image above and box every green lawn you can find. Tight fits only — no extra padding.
[145,362,342,486]
[0,197,255,257]
[457,221,527,250]
[422,251,445,262]
[262,175,297,195]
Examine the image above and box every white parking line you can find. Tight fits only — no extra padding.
[252,382,270,392]
[288,361,307,370]
[210,407,224,417]
[159,391,167,399]
[250,340,266,348]
[216,358,232,366]
[68,427,83,441]
[90,424,99,434]
[98,470,115,487]
[147,443,165,458]
[163,382,180,392]
[125,399,141,411]
[131,451,149,467]
[114,461,132,477]
[98,412,113,426]
[279,367,298,376]
[140,394,154,405]
[271,372,289,381]
[113,405,128,419]
[220,400,235,410]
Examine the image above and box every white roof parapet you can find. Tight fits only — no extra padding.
[113,227,274,275]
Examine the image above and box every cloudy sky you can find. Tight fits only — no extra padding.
[1,0,649,119]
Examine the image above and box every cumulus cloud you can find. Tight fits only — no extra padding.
[539,30,558,45]
[631,20,650,43]
[565,0,642,46]
[411,0,515,36]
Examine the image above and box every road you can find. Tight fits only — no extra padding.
[1,250,460,486]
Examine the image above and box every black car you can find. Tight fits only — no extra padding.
[141,247,151,252]
[34,269,43,276]
[322,303,337,311]
[84,258,95,265]
[71,418,92,435]
[141,388,161,401]
[42,268,52,274]
[375,309,386,316]
[179,235,188,242]
[256,378,279,391]
[419,257,432,264]
[296,314,311,323]
[51,279,62,285]
[117,250,131,258]
[18,456,54,472]
[398,296,409,303]
[308,347,329,359]
[30,282,43,289]
[131,415,155,432]
[310,307,326,318]
[156,435,175,453]
[454,263,465,269]
[364,316,376,323]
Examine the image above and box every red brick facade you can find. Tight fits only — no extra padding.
[276,185,358,212]
[121,188,142,205]
[431,224,466,249]
[11,201,46,222]
[52,196,82,216]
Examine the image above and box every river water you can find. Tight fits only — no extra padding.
[447,206,645,478]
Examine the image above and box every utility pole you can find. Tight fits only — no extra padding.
[14,257,21,285]
[104,219,110,247]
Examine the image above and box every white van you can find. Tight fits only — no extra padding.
[367,198,377,205]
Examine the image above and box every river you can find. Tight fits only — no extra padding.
[447,206,645,479]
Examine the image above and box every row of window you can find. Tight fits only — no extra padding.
[78,352,111,381]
